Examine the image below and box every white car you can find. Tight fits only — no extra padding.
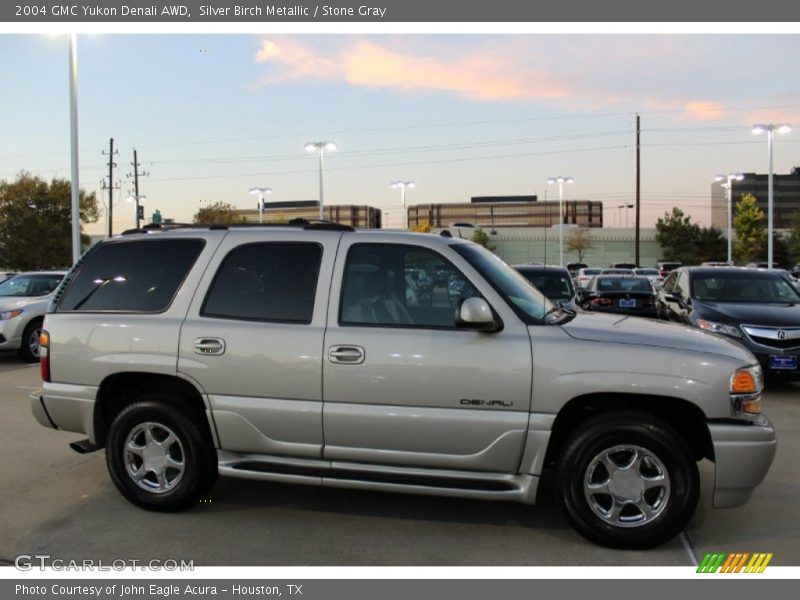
[633,267,662,286]
[0,271,66,362]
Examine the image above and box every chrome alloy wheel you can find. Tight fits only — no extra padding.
[123,422,185,494]
[583,444,670,528]
[28,326,42,358]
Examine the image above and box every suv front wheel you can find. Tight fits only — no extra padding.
[555,411,699,549]
[106,397,218,511]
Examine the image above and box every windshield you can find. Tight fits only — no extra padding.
[596,277,653,293]
[692,272,800,303]
[0,274,63,297]
[635,269,659,276]
[453,244,554,322]
[518,270,574,301]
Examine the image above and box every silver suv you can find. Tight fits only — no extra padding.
[30,223,776,549]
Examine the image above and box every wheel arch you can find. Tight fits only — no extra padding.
[93,372,214,449]
[544,392,714,466]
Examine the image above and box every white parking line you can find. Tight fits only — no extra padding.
[680,530,698,566]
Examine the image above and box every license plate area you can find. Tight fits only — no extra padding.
[619,298,636,308]
[769,355,797,370]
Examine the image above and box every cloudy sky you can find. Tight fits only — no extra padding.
[1,34,799,233]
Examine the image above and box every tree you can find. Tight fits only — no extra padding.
[655,207,701,264]
[786,212,800,267]
[0,172,99,270]
[565,227,594,263]
[733,193,766,264]
[410,221,431,233]
[695,226,727,264]
[193,201,246,225]
[470,228,494,251]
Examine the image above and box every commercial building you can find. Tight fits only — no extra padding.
[238,201,382,229]
[407,198,604,229]
[711,167,800,230]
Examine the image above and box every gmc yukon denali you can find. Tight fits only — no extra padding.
[30,222,777,548]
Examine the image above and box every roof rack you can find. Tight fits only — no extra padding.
[121,219,355,235]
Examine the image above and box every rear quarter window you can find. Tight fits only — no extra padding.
[57,238,205,312]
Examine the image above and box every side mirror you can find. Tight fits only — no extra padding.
[455,298,500,332]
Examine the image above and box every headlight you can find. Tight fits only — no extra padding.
[0,309,23,320]
[696,319,741,338]
[730,365,763,417]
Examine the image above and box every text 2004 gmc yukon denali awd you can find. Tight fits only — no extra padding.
[30,222,776,548]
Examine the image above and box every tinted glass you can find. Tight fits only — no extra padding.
[203,242,322,323]
[596,277,653,293]
[518,270,574,301]
[0,274,63,297]
[341,244,480,328]
[59,239,205,312]
[691,272,800,303]
[454,244,553,322]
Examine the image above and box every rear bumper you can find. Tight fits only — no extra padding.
[30,383,98,442]
[710,415,777,508]
[30,390,56,429]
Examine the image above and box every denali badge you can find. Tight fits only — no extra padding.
[460,399,514,407]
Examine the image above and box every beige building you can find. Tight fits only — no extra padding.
[408,200,604,229]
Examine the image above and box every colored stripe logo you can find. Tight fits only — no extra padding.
[697,552,773,573]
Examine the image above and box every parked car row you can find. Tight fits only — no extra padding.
[515,262,800,380]
[0,270,65,362]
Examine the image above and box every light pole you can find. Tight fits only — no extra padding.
[714,173,744,265]
[249,187,272,223]
[390,180,415,229]
[305,141,336,220]
[68,33,80,263]
[752,123,791,268]
[126,194,146,227]
[547,176,574,267]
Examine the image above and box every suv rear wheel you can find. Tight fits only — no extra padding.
[555,411,699,549]
[106,396,218,511]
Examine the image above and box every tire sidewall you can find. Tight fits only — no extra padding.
[557,415,699,549]
[19,319,43,363]
[106,398,216,511]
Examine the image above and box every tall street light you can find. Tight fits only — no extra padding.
[68,34,80,263]
[304,141,336,220]
[547,176,574,267]
[126,194,146,227]
[752,123,791,268]
[390,180,415,229]
[618,202,634,228]
[249,187,272,223]
[714,173,744,265]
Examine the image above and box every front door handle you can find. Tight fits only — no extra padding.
[328,345,365,364]
[194,337,226,356]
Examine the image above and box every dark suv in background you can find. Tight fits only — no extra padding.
[657,267,800,378]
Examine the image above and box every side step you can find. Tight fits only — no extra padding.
[217,450,539,504]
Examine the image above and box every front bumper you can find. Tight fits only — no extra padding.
[709,415,776,508]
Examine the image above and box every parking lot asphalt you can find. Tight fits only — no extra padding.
[0,351,796,567]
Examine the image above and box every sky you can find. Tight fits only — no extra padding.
[1,34,799,235]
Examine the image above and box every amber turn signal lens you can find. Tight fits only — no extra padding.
[731,370,757,394]
[742,398,762,414]
[40,331,49,348]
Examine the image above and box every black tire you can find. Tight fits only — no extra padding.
[555,411,699,549]
[19,319,44,363]
[106,396,218,511]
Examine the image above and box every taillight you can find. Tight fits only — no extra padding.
[40,330,51,382]
[591,297,613,306]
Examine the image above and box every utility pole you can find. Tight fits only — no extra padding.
[128,149,149,229]
[635,114,641,267]
[101,138,119,237]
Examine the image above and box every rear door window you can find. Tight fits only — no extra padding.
[58,239,205,312]
[202,242,322,324]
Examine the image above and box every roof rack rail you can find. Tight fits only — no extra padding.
[120,223,197,235]
[121,220,355,234]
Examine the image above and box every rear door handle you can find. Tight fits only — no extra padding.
[328,345,365,364]
[194,337,226,356]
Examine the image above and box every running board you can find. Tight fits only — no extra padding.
[217,450,539,505]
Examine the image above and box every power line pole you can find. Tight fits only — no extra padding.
[127,148,149,229]
[101,138,119,237]
[635,114,641,266]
